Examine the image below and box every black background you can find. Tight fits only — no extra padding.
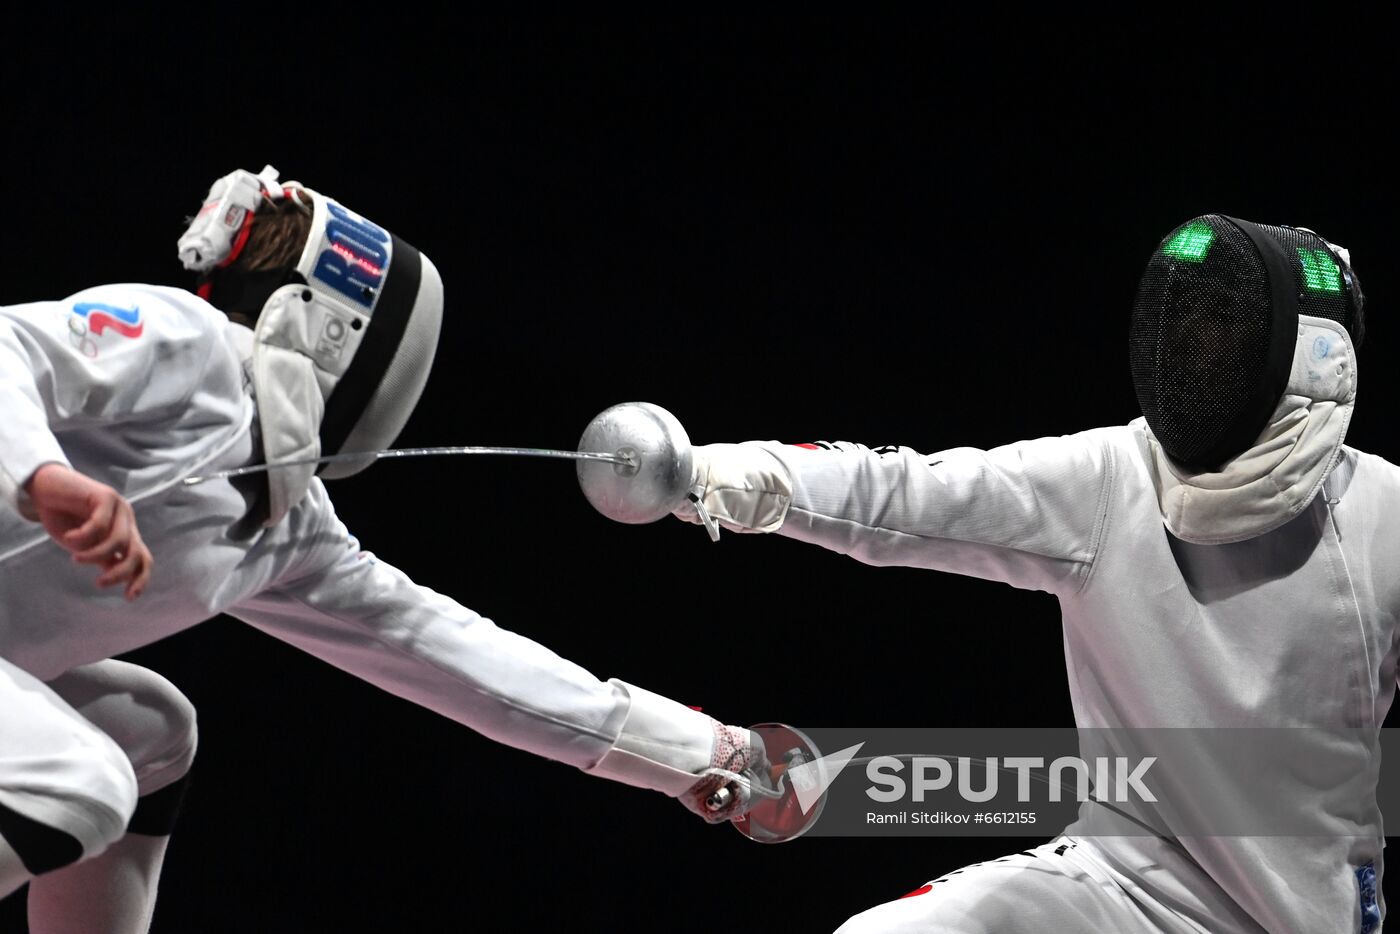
[2,15,1395,932]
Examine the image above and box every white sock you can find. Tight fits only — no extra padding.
[26,833,170,934]
[0,837,31,901]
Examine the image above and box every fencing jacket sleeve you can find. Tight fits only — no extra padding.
[758,432,1114,597]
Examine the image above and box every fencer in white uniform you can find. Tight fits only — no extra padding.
[679,216,1389,933]
[0,168,766,932]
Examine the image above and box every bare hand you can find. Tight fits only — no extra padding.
[25,463,153,600]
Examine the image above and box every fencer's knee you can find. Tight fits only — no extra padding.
[833,896,943,934]
[127,669,199,794]
[55,733,140,847]
[113,667,198,837]
[51,661,200,794]
[0,735,138,873]
[834,909,911,934]
[832,910,878,934]
[40,661,198,841]
[831,883,992,934]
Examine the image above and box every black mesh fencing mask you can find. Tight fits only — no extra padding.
[1129,215,1365,471]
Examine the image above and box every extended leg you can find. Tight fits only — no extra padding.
[27,660,197,934]
[0,657,138,901]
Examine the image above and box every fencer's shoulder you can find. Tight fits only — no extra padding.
[1067,422,1141,447]
[68,283,224,323]
[2,284,227,345]
[1342,446,1400,486]
[999,423,1136,459]
[0,284,224,332]
[1084,419,1154,460]
[1331,448,1400,526]
[936,425,1127,485]
[1008,422,1151,484]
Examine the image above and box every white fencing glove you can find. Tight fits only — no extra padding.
[678,722,778,823]
[582,681,777,824]
[674,442,793,536]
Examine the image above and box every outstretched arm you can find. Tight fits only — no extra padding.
[685,431,1115,596]
[226,484,768,822]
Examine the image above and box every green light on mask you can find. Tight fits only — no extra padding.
[1163,223,1215,262]
[1298,248,1343,293]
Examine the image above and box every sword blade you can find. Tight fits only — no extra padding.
[182,446,634,486]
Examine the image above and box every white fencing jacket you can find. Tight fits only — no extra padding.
[0,285,714,803]
[755,428,1396,934]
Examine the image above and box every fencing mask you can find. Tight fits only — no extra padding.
[1130,214,1364,473]
[178,166,444,524]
